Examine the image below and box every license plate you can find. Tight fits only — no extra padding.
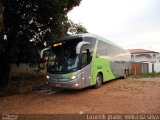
[55,83,61,87]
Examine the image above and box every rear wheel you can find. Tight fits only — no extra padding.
[123,70,127,78]
[127,69,129,77]
[94,73,103,88]
[123,69,129,78]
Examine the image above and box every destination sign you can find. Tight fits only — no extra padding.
[53,42,63,47]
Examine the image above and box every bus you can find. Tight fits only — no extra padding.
[41,34,131,89]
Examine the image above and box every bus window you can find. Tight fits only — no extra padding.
[81,50,87,68]
[87,49,91,64]
[81,49,91,68]
[97,40,109,57]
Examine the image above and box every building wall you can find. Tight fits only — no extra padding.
[130,52,160,74]
[154,63,160,73]
[148,63,153,73]
[131,53,160,63]
[9,63,46,81]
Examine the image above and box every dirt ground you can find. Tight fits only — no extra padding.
[0,77,160,115]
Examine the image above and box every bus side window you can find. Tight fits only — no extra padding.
[87,49,91,64]
[81,49,91,68]
[81,50,87,68]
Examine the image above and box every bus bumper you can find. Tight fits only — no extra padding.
[48,80,82,89]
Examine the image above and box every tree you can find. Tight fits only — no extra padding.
[68,20,88,35]
[0,0,10,87]
[0,0,4,52]
[1,0,87,87]
[3,0,83,63]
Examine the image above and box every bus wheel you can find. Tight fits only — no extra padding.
[95,73,102,88]
[123,70,127,78]
[127,69,129,77]
[123,69,129,78]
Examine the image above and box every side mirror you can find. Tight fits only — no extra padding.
[76,41,90,54]
[40,47,50,58]
[40,47,50,62]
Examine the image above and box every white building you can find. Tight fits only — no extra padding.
[128,49,160,73]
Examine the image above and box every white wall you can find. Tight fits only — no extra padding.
[154,63,160,73]
[131,53,160,63]
[148,63,152,73]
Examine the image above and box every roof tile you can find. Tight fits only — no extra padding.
[128,49,155,54]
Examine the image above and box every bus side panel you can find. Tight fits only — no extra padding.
[110,60,130,78]
[90,39,114,86]
[90,57,117,86]
[110,60,126,78]
[109,51,131,78]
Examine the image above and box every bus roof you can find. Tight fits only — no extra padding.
[60,33,127,51]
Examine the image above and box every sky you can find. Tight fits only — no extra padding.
[68,0,160,52]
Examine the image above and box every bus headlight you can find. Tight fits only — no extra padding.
[47,75,50,79]
[70,75,77,80]
[74,83,79,87]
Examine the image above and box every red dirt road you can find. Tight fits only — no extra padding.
[0,77,160,114]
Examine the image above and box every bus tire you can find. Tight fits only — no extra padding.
[123,69,129,78]
[123,70,127,79]
[127,69,129,77]
[94,73,102,88]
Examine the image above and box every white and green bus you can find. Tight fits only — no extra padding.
[41,34,131,89]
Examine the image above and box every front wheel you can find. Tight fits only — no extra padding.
[94,73,103,89]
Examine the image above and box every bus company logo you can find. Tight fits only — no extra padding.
[2,114,18,120]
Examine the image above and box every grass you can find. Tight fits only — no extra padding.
[132,72,160,78]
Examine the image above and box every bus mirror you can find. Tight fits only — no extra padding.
[40,47,50,62]
[40,47,50,58]
[76,42,91,54]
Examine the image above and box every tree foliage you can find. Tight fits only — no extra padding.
[0,0,88,87]
[3,0,86,64]
[68,20,88,34]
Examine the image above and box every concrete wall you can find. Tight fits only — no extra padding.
[131,53,160,63]
[10,64,38,77]
[148,63,152,73]
[154,63,160,73]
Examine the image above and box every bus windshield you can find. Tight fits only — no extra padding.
[47,38,82,74]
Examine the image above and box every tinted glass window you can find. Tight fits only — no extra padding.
[47,38,82,74]
[96,40,109,57]
[83,37,96,58]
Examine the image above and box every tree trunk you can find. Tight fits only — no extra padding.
[0,0,10,88]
